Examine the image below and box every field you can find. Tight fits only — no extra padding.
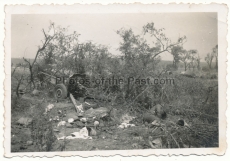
[11,63,219,152]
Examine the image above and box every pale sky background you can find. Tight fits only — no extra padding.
[11,13,217,61]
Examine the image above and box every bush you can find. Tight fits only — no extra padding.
[166,64,177,71]
[202,66,209,72]
[210,74,217,79]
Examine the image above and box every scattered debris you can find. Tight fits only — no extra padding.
[175,109,181,115]
[70,94,84,113]
[53,128,59,132]
[66,113,79,120]
[118,122,135,129]
[68,118,74,123]
[45,104,54,113]
[80,118,87,123]
[85,102,91,105]
[149,138,162,149]
[57,121,66,127]
[133,136,144,141]
[26,141,33,146]
[120,114,135,123]
[84,107,108,118]
[132,143,139,148]
[151,120,160,127]
[94,121,99,129]
[17,117,32,126]
[66,127,92,140]
[84,101,98,109]
[77,104,84,112]
[32,89,39,96]
[53,116,60,121]
[78,113,84,117]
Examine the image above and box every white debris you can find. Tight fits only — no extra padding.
[85,102,91,105]
[68,118,74,123]
[118,125,125,129]
[120,114,135,123]
[17,117,32,126]
[57,136,65,140]
[121,122,128,128]
[151,138,162,148]
[53,116,59,121]
[180,71,186,75]
[77,104,84,113]
[57,121,66,127]
[94,121,99,127]
[66,127,92,140]
[151,120,160,126]
[32,89,39,96]
[130,124,135,127]
[118,122,135,129]
[45,104,54,113]
[80,118,87,123]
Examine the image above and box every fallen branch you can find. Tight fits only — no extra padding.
[170,133,180,148]
[70,94,81,113]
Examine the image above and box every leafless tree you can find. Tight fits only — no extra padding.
[23,23,56,89]
[205,52,214,69]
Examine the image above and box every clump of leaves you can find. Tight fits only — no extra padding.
[30,103,56,151]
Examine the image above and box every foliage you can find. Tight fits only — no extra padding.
[171,46,183,69]
[15,21,219,150]
[205,53,214,69]
[30,103,56,152]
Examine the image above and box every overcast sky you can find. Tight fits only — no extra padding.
[11,13,217,61]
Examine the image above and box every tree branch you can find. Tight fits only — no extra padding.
[42,29,47,39]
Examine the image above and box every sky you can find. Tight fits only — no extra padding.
[11,13,217,61]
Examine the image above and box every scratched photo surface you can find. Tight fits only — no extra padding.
[4,4,227,157]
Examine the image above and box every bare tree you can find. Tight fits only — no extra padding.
[195,52,201,70]
[205,53,214,69]
[188,50,198,71]
[143,22,187,59]
[179,49,190,71]
[171,46,183,69]
[212,45,218,71]
[23,23,56,89]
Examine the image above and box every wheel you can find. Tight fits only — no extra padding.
[55,84,68,99]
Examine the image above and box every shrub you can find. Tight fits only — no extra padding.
[210,74,217,79]
[166,64,177,71]
[202,66,209,72]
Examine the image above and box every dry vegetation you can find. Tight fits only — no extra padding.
[11,22,218,152]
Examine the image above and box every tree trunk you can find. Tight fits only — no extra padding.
[197,61,200,70]
[16,75,24,97]
[209,63,212,69]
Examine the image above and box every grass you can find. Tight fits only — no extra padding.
[11,66,219,151]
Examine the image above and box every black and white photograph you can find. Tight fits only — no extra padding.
[4,4,227,157]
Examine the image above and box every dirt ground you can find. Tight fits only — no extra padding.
[11,70,219,152]
[11,92,195,152]
[11,94,149,152]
